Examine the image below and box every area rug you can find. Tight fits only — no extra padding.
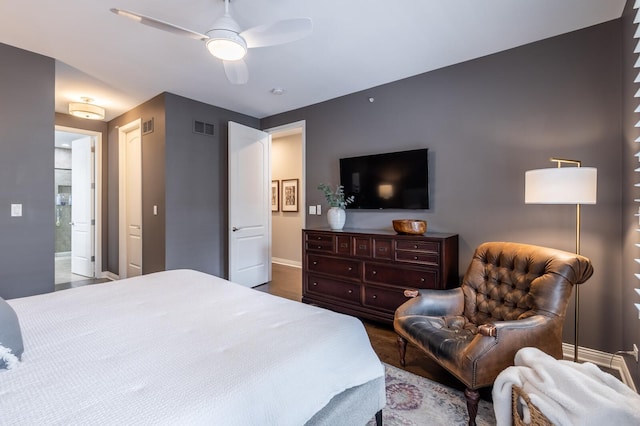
[366,363,496,426]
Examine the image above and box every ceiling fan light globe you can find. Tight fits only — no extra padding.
[206,29,247,61]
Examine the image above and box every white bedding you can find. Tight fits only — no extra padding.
[0,269,384,425]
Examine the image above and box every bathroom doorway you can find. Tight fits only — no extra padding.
[54,127,102,288]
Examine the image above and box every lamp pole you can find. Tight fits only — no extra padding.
[550,157,582,363]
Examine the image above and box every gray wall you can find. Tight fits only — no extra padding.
[262,21,624,356]
[0,43,55,299]
[107,92,259,278]
[164,93,259,277]
[622,0,640,385]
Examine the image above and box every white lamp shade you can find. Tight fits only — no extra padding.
[525,167,597,204]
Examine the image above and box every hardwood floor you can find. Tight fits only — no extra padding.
[255,263,481,397]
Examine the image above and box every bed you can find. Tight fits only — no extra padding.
[0,269,385,425]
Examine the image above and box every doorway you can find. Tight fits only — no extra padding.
[54,126,103,287]
[226,120,305,290]
[266,121,306,268]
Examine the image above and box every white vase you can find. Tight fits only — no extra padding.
[327,207,346,230]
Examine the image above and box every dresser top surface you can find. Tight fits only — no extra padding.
[304,227,457,239]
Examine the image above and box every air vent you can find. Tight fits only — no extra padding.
[194,120,215,137]
[142,118,154,135]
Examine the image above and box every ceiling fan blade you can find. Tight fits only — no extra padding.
[241,18,312,48]
[110,8,209,41]
[223,60,249,85]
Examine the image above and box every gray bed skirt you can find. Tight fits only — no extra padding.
[305,376,385,426]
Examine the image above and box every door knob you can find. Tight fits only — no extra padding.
[232,227,239,232]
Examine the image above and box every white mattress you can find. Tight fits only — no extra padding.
[1,269,384,425]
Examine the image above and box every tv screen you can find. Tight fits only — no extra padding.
[340,148,429,209]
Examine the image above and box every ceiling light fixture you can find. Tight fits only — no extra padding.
[205,8,247,61]
[68,97,106,120]
[206,31,247,61]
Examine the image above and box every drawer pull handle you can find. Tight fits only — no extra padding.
[313,261,318,265]
[378,247,387,252]
[372,294,377,299]
[313,282,318,286]
[348,267,353,271]
[420,277,425,282]
[317,245,322,249]
[348,289,353,294]
[372,270,377,275]
[359,244,366,249]
[414,256,418,260]
[414,245,418,249]
[317,237,322,240]
[341,243,347,248]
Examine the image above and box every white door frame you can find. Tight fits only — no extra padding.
[264,120,307,235]
[54,125,103,278]
[118,118,142,279]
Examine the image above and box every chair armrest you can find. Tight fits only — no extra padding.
[464,315,563,388]
[394,287,464,318]
[477,316,549,337]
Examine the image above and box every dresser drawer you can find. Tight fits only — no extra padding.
[307,254,361,280]
[353,237,371,257]
[395,250,439,266]
[396,240,439,253]
[363,285,417,313]
[372,238,393,260]
[364,262,438,288]
[305,233,334,252]
[336,236,351,255]
[306,275,361,303]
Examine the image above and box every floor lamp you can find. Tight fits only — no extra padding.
[524,158,597,362]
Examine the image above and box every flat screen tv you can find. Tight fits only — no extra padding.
[340,148,429,209]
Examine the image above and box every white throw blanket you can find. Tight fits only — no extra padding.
[493,347,640,426]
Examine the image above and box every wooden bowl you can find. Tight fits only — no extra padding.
[392,219,427,235]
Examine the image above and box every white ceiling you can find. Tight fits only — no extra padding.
[0,0,625,120]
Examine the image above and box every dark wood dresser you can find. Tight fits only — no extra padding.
[302,228,459,324]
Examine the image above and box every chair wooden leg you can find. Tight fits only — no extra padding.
[375,409,383,426]
[396,336,407,367]
[464,388,480,426]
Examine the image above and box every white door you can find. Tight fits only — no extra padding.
[71,137,94,277]
[228,122,271,287]
[119,120,143,278]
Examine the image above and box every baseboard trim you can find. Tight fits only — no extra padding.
[272,258,302,268]
[99,271,119,281]
[562,343,636,392]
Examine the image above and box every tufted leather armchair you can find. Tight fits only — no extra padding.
[394,242,593,426]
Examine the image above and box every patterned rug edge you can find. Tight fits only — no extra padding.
[366,363,496,426]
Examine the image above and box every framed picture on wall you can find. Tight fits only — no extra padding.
[282,179,299,212]
[271,180,279,212]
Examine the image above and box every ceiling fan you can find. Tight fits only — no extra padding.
[110,0,312,85]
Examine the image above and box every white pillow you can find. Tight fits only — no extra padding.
[0,296,23,370]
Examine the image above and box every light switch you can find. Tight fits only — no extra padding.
[153,205,158,216]
[316,204,322,215]
[308,205,317,215]
[11,204,22,217]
